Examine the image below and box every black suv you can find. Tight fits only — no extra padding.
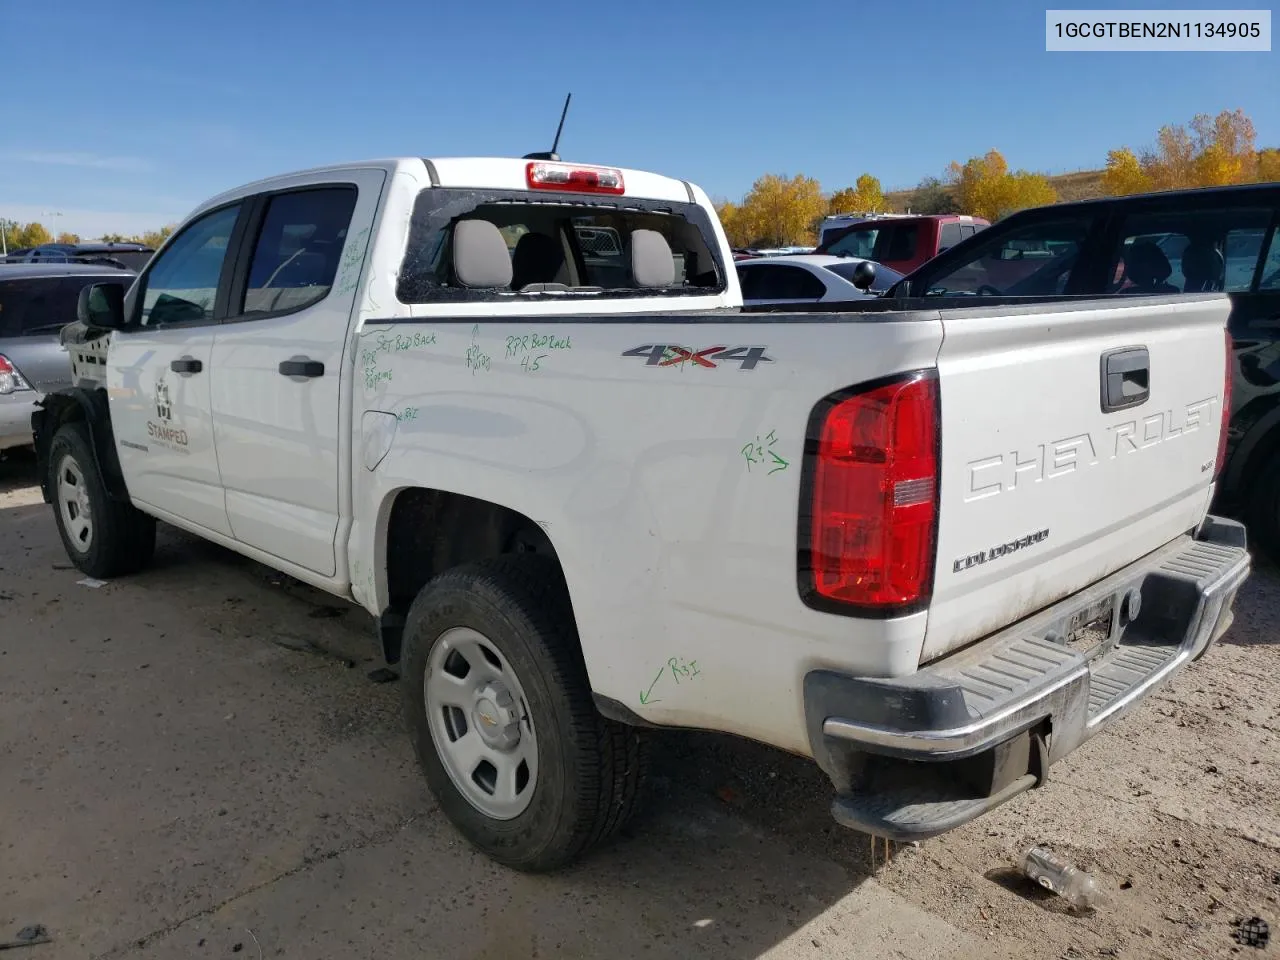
[4,241,155,272]
[887,182,1280,560]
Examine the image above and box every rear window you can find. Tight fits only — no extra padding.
[396,188,726,303]
[0,276,99,337]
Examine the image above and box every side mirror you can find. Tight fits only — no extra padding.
[850,260,877,292]
[78,282,128,330]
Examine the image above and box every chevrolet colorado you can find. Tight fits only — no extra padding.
[33,156,1249,871]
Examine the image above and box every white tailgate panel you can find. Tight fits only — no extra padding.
[924,296,1230,662]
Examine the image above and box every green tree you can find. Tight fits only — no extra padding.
[905,176,955,215]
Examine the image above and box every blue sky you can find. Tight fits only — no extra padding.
[2,0,1276,238]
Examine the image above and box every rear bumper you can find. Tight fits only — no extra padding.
[0,392,40,450]
[804,515,1250,841]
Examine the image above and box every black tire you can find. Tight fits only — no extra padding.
[1245,450,1280,564]
[47,420,156,579]
[401,555,649,871]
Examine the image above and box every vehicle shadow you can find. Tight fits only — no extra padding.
[109,530,948,959]
[0,447,38,495]
[1219,558,1280,647]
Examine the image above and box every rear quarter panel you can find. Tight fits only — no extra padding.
[348,314,943,755]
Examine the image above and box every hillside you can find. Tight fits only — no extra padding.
[885,167,1106,214]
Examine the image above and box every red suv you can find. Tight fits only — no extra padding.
[815,214,988,275]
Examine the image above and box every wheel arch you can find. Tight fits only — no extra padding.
[372,485,573,665]
[1221,397,1280,508]
[32,387,128,505]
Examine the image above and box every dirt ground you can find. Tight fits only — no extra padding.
[1,449,1276,960]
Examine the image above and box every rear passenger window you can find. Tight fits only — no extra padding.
[939,223,963,251]
[879,223,920,262]
[1107,208,1272,295]
[241,186,358,316]
[0,277,65,336]
[742,264,826,300]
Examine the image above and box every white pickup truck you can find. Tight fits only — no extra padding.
[34,155,1250,872]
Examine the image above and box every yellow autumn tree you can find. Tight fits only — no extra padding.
[1258,148,1280,184]
[140,225,176,249]
[1114,109,1261,192]
[55,232,82,244]
[2,221,53,250]
[1191,109,1257,185]
[947,150,1057,220]
[734,173,826,247]
[828,173,885,215]
[1102,147,1154,196]
[715,201,746,247]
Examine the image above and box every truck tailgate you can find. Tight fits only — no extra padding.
[923,294,1230,662]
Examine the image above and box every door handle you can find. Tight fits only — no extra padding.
[279,357,325,379]
[170,356,203,375]
[1100,346,1150,413]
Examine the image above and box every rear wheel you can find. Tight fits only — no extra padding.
[1245,450,1280,563]
[47,421,156,579]
[401,555,648,871]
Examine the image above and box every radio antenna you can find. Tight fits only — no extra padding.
[523,93,572,161]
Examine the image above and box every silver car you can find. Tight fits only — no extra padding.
[0,263,136,451]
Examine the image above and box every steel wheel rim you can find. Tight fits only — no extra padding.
[56,453,93,553]
[424,626,538,820]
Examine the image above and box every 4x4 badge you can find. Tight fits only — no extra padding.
[621,345,773,370]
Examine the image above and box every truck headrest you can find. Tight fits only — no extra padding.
[453,220,512,289]
[630,229,675,288]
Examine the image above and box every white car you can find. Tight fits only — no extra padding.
[34,154,1248,872]
[737,253,904,306]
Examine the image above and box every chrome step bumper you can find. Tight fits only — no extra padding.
[804,516,1250,841]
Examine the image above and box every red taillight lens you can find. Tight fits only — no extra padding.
[1215,328,1232,482]
[526,161,625,195]
[805,373,939,611]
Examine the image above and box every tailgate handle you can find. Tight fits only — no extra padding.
[1100,346,1149,413]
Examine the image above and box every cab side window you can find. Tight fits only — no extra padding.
[1106,207,1272,295]
[136,204,242,326]
[240,187,358,316]
[918,217,1094,296]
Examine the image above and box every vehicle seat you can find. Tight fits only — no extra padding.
[1181,241,1225,292]
[451,219,513,289]
[511,232,567,290]
[1122,240,1179,293]
[628,229,676,287]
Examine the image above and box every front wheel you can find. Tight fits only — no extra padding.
[401,555,649,871]
[47,421,156,579]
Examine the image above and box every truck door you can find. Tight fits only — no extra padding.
[107,202,246,537]
[209,171,386,577]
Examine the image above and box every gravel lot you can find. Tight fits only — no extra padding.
[1,449,1276,960]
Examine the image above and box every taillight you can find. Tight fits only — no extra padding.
[800,371,940,614]
[1215,327,1232,482]
[526,160,625,195]
[0,354,32,395]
